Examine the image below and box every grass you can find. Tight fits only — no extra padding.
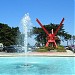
[36,47,48,52]
[35,45,66,52]
[56,45,66,52]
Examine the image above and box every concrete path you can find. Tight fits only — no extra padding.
[0,51,75,57]
[66,50,74,54]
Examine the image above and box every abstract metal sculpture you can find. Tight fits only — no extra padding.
[36,18,64,47]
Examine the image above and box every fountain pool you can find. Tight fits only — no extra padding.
[0,56,75,75]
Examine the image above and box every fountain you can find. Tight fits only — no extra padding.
[0,15,74,75]
[21,13,33,53]
[21,13,33,67]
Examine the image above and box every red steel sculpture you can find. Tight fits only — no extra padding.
[36,18,64,47]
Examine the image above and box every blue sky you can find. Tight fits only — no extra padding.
[0,0,74,45]
[0,0,74,35]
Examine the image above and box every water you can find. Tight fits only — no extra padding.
[0,57,75,75]
[21,13,33,53]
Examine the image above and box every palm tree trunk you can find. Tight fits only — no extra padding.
[67,40,68,46]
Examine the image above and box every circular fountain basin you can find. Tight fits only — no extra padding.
[0,56,75,75]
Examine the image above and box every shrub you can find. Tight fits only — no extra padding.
[36,48,48,52]
[45,47,55,51]
[36,46,55,52]
[56,45,66,52]
[35,45,66,52]
[56,49,66,52]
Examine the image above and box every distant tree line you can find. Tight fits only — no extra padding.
[33,23,75,46]
[0,23,75,46]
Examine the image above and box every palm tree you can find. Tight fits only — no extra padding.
[72,35,75,45]
[64,33,71,46]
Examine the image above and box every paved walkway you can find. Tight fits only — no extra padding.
[66,50,73,54]
[0,50,75,57]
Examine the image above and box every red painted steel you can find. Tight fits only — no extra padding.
[54,18,64,35]
[36,18,64,47]
[36,18,49,35]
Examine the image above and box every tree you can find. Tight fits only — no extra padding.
[73,35,75,45]
[33,23,65,46]
[0,23,21,46]
[71,35,75,45]
[64,33,71,46]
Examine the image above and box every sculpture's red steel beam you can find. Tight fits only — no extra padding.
[36,18,49,36]
[54,18,64,35]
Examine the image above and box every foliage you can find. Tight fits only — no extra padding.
[56,49,66,52]
[0,23,21,46]
[72,35,75,45]
[36,46,55,52]
[35,45,66,52]
[45,47,55,51]
[36,48,48,52]
[36,47,48,52]
[55,45,66,52]
[33,24,64,46]
[33,23,72,46]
